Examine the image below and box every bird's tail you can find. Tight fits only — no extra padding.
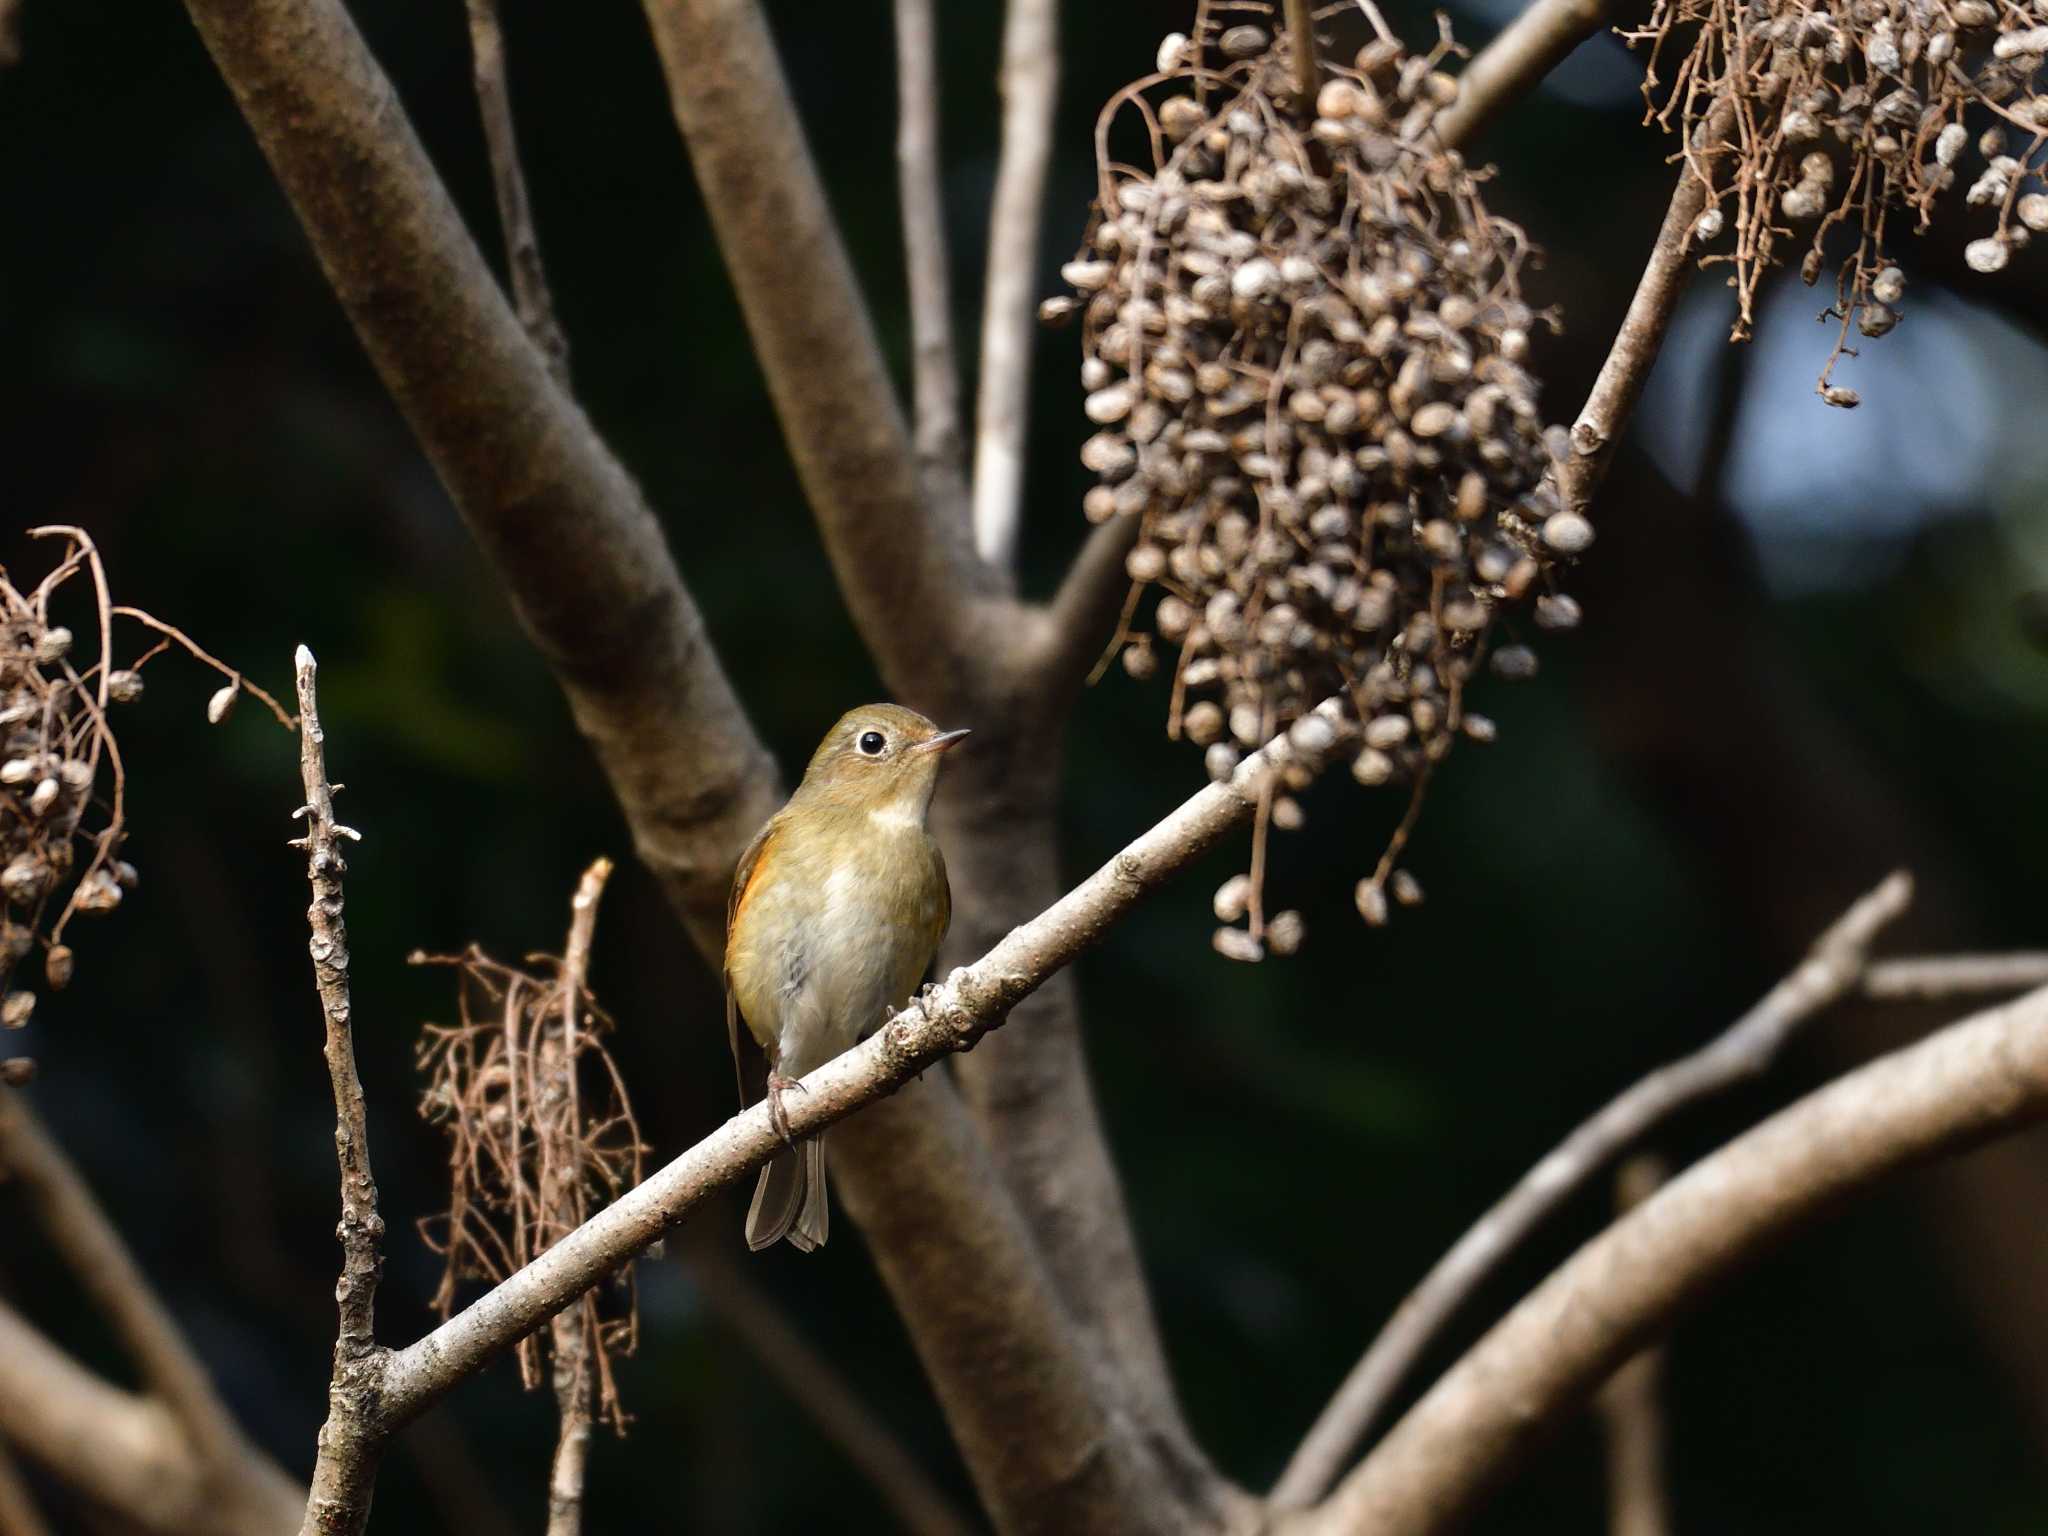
[745,1134,829,1252]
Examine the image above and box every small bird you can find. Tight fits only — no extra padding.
[724,704,968,1251]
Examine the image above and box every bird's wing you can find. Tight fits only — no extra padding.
[725,817,778,1112]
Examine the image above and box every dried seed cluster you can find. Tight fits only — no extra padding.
[3,554,141,1037]
[415,935,644,1424]
[0,529,290,1069]
[1045,4,1580,958]
[1629,0,2048,401]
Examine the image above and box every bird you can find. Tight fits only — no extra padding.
[723,703,969,1251]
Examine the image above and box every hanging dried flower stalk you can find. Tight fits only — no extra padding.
[1627,0,2048,401]
[413,861,645,1432]
[1045,2,1582,956]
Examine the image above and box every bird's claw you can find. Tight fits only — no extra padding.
[765,1072,808,1148]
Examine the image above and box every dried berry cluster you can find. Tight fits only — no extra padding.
[0,529,288,1070]
[1044,3,1582,958]
[1629,0,2048,401]
[414,916,644,1423]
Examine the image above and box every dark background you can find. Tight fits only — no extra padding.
[3,1,2047,1531]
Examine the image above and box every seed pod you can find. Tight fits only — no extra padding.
[1542,512,1595,555]
[1390,869,1424,906]
[1355,879,1389,927]
[1213,873,1253,923]
[107,669,144,704]
[28,778,59,818]
[1266,910,1305,956]
[1212,925,1265,962]
[44,945,73,990]
[33,627,73,663]
[2,991,33,1029]
[207,683,241,726]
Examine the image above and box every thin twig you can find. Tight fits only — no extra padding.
[545,857,612,1536]
[971,0,1060,572]
[1303,980,2048,1535]
[291,645,389,1536]
[371,700,1356,1431]
[1555,102,1731,519]
[1272,870,1913,1508]
[1284,0,1319,111]
[105,605,296,728]
[1595,1157,1674,1536]
[1863,953,2048,1001]
[893,0,966,508]
[1434,0,1618,150]
[463,0,570,383]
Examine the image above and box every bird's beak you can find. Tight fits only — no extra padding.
[912,728,971,756]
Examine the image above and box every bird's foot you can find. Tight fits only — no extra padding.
[765,1072,807,1147]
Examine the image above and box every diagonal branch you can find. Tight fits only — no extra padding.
[182,0,780,957]
[1595,1158,1675,1536]
[1272,871,1913,1508]
[1555,108,1728,518]
[1296,980,2048,1535]
[893,0,968,509]
[463,0,571,382]
[640,0,994,703]
[971,0,1059,574]
[1433,0,1620,149]
[0,1433,51,1536]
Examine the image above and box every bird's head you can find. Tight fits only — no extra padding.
[795,703,969,822]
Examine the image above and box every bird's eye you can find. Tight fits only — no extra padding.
[857,731,887,756]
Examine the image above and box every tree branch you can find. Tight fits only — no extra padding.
[893,0,968,510]
[290,646,389,1536]
[544,858,612,1536]
[182,0,780,957]
[640,0,995,702]
[1272,870,1913,1507]
[1024,514,1140,700]
[1555,109,1727,519]
[463,0,571,383]
[971,0,1059,573]
[1433,0,1619,150]
[1594,1158,1673,1536]
[1296,981,2048,1535]
[1864,953,2048,1001]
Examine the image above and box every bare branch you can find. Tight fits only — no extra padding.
[1864,953,2048,1001]
[971,0,1060,573]
[1283,0,1319,108]
[893,0,967,508]
[1556,110,1728,518]
[641,0,993,702]
[1595,1158,1674,1536]
[1024,514,1141,700]
[545,858,612,1536]
[1434,0,1618,150]
[463,0,571,382]
[683,1235,978,1536]
[368,707,1350,1511]
[182,0,780,955]
[1298,981,2048,1535]
[1273,870,1912,1507]
[291,646,388,1536]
